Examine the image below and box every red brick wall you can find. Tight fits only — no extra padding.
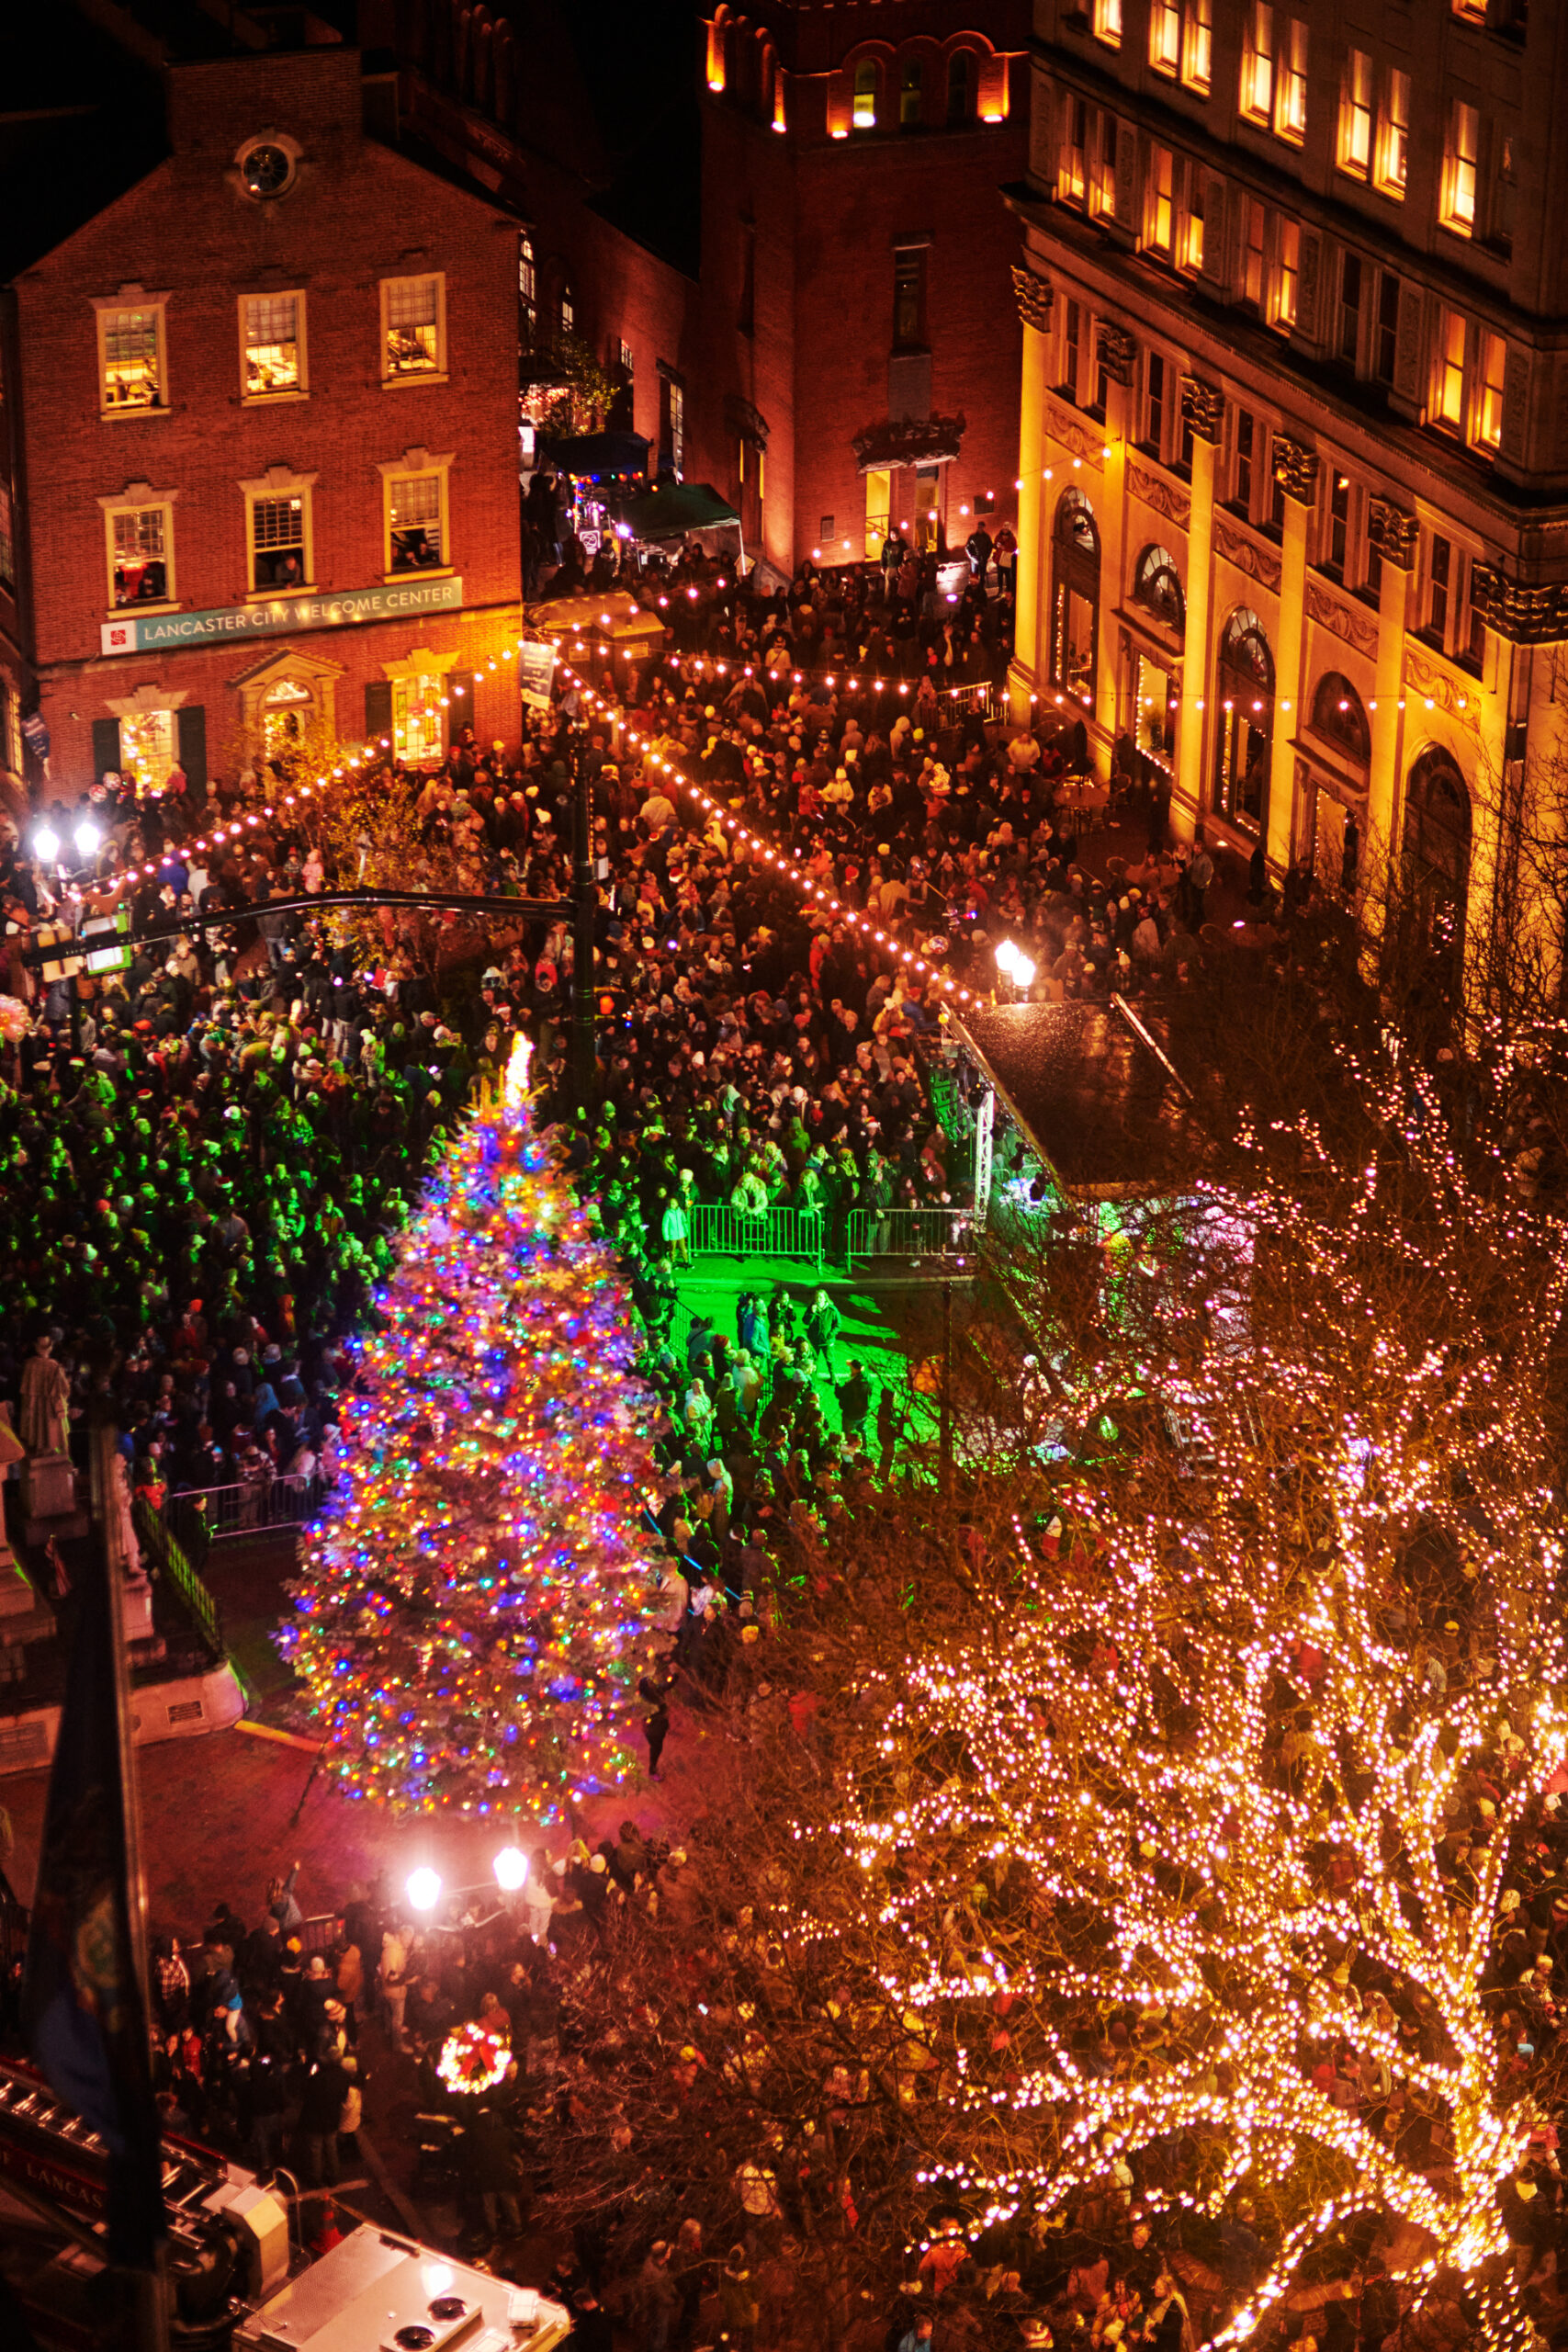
[693,41,1026,577]
[14,47,522,789]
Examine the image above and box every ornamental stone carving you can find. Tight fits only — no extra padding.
[1214,514,1282,594]
[1128,463,1191,531]
[1368,495,1418,572]
[1468,564,1568,645]
[1270,433,1319,503]
[1096,322,1137,388]
[1303,577,1379,659]
[1043,397,1102,462]
[1179,375,1224,445]
[1011,265,1054,334]
[1404,646,1483,733]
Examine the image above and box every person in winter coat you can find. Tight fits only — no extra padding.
[719,2247,760,2352]
[297,2043,349,2185]
[466,2099,523,2239]
[638,2242,681,2352]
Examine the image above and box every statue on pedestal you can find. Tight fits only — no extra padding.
[20,1338,71,1459]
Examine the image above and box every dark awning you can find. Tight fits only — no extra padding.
[614,481,741,541]
[953,997,1214,1197]
[537,432,650,481]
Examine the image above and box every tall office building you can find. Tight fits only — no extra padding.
[1009,0,1559,985]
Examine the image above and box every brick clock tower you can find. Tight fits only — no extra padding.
[693,2,1028,582]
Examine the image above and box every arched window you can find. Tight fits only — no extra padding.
[1133,543,1185,636]
[1402,748,1472,980]
[1310,671,1371,766]
[853,58,878,130]
[1050,489,1100,700]
[947,50,974,126]
[900,55,924,128]
[1213,607,1274,834]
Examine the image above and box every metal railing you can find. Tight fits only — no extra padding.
[846,1206,978,1260]
[134,1497,225,1664]
[167,1473,331,1544]
[689,1204,825,1266]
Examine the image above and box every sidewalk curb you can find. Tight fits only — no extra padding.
[234,1719,323,1753]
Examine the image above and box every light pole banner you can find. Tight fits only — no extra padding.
[101,575,465,657]
[518,639,558,710]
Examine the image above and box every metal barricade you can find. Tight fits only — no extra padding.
[166,1473,328,1544]
[846,1206,977,1260]
[134,1497,226,1664]
[689,1204,824,1267]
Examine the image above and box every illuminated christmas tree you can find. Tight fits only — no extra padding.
[280,1038,660,1820]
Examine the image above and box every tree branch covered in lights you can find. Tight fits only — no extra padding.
[278,1039,661,1817]
[544,1016,1568,2351]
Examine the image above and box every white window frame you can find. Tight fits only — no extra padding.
[1474,332,1506,454]
[242,470,317,599]
[1441,101,1479,237]
[1376,70,1410,198]
[1182,0,1213,93]
[238,289,309,404]
[100,492,179,614]
[1241,3,1274,125]
[95,295,169,420]
[1273,19,1308,143]
[379,273,448,387]
[378,449,456,582]
[1338,50,1371,178]
[1431,309,1468,434]
[1093,0,1122,49]
[1269,219,1301,332]
[1145,144,1175,255]
[1149,0,1179,72]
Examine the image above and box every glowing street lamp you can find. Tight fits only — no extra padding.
[73,818,102,861]
[995,939,1036,998]
[31,822,61,865]
[492,1846,529,1892]
[406,1866,442,1912]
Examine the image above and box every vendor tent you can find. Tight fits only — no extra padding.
[613,481,741,543]
[524,591,667,659]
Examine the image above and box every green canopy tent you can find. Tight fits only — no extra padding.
[612,481,745,569]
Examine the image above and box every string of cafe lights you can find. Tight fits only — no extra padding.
[551,654,986,1011]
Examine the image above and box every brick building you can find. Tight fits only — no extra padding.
[367,0,701,469]
[1009,0,1568,999]
[9,32,521,799]
[692,1,1030,581]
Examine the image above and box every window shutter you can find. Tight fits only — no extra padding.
[176,704,207,792]
[446,672,477,747]
[91,718,122,780]
[365,679,393,741]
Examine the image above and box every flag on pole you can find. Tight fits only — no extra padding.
[23,1558,166,2265]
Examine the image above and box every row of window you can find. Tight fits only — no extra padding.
[106,464,452,611]
[1056,125,1511,461]
[849,50,988,130]
[97,276,447,418]
[1084,1,1515,249]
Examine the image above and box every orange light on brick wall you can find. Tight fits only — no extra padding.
[705,18,726,90]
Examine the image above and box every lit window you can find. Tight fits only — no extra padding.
[107,503,173,609]
[1089,113,1117,220]
[1324,471,1350,575]
[1150,0,1179,73]
[1235,410,1255,511]
[249,491,309,594]
[1338,50,1371,176]
[1182,0,1213,93]
[1476,333,1506,451]
[1242,4,1274,123]
[1274,20,1307,142]
[241,292,304,400]
[864,468,891,558]
[1094,0,1122,48]
[519,237,536,320]
[1271,220,1300,331]
[1147,145,1174,254]
[852,59,877,129]
[1451,0,1486,18]
[1442,101,1479,234]
[1376,70,1409,198]
[1434,310,1467,430]
[394,673,446,765]
[382,275,445,380]
[559,285,575,334]
[618,338,634,376]
[120,708,176,792]
[99,304,165,415]
[387,471,446,573]
[1179,170,1205,274]
[1243,200,1266,307]
[1060,96,1088,204]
